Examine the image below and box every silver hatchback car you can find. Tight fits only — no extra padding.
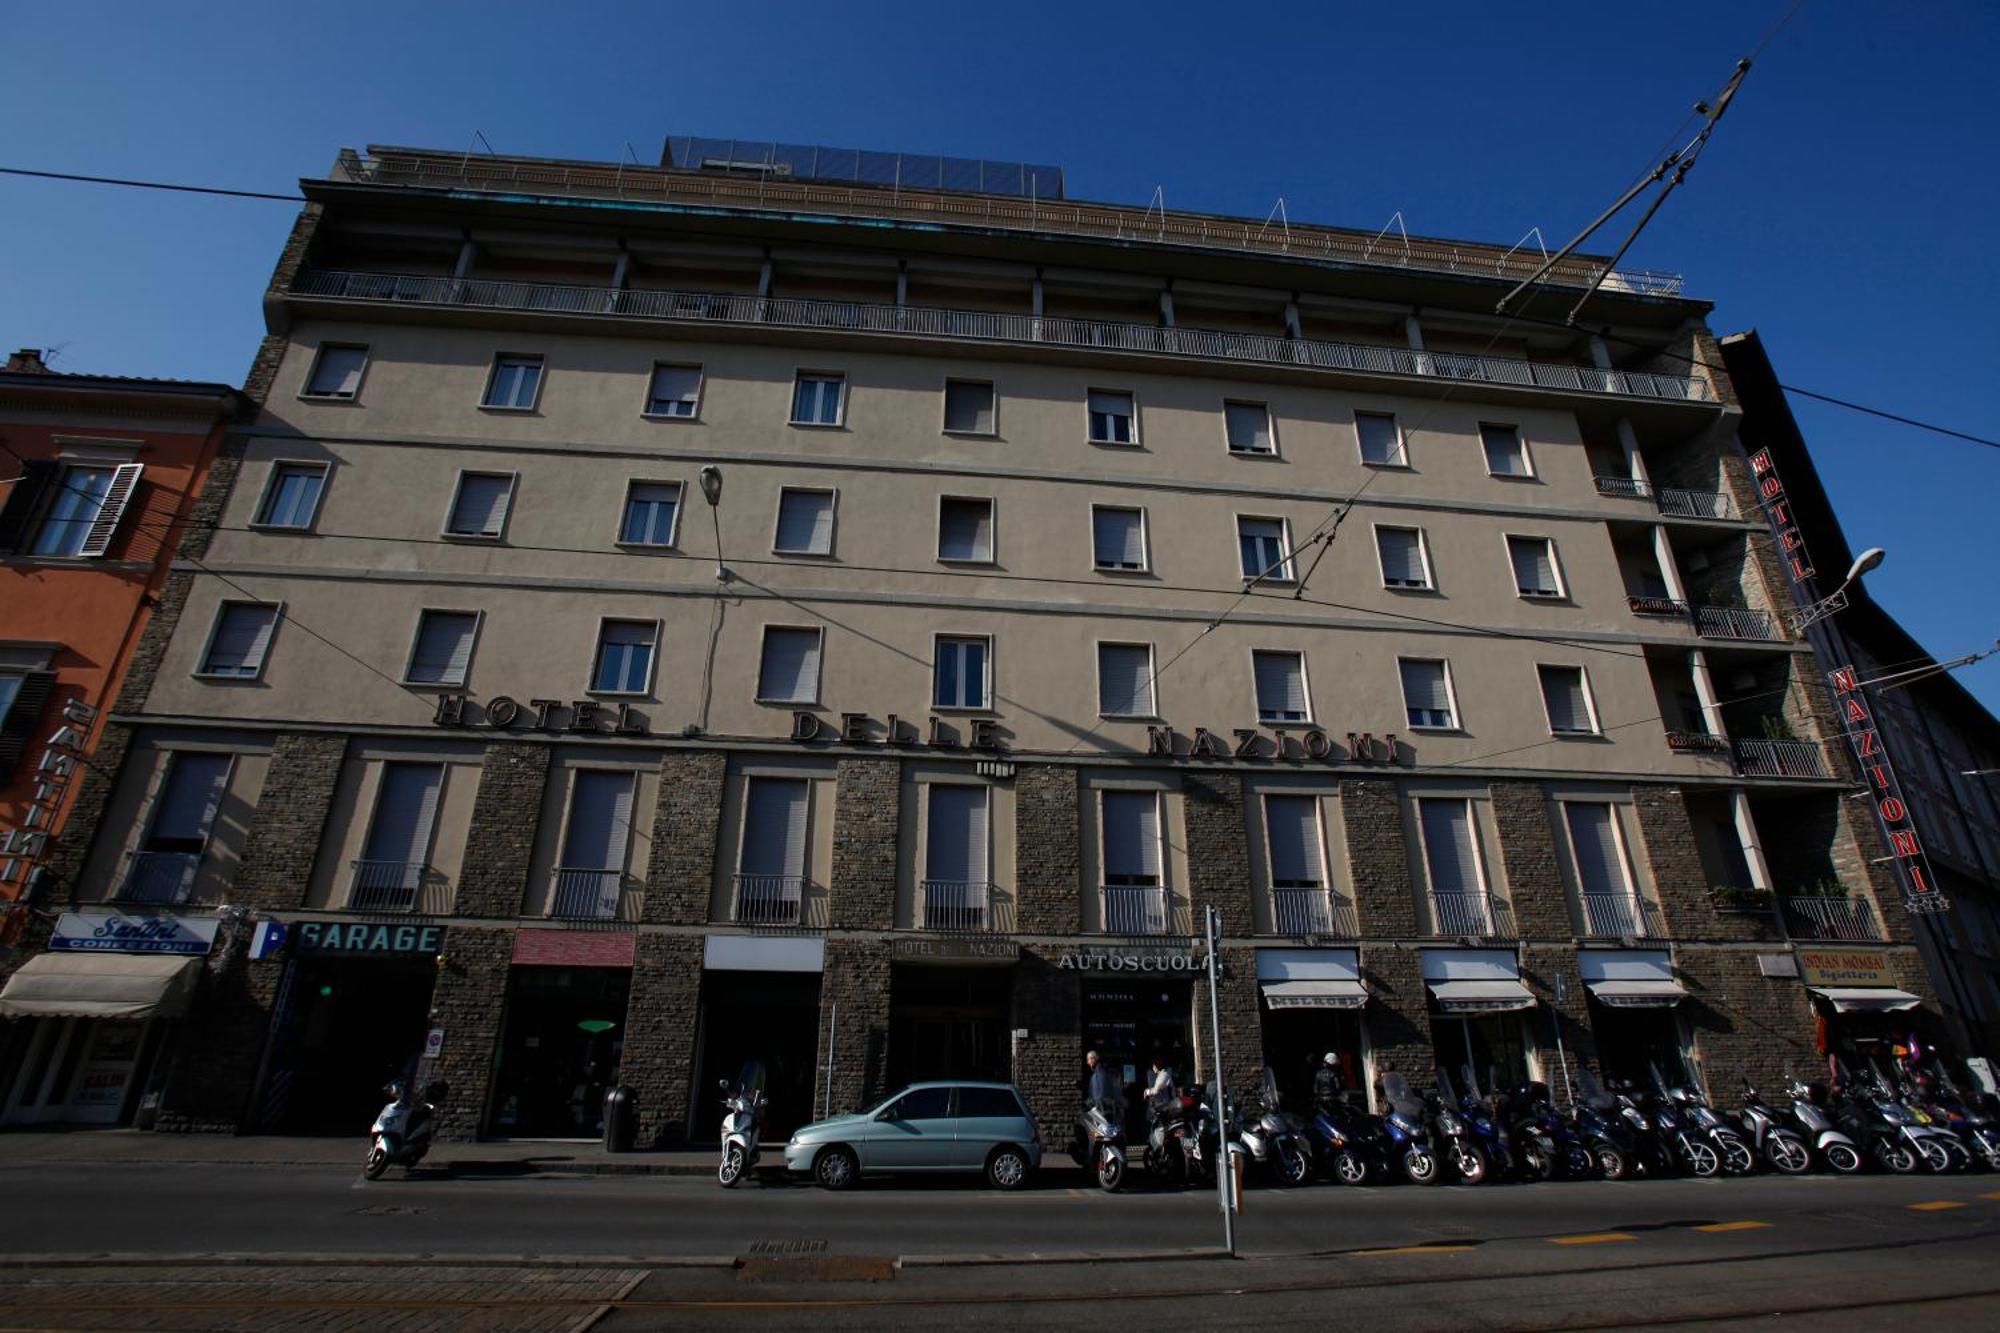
[784,1081,1043,1189]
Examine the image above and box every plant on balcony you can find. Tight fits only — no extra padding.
[1706,884,1774,911]
[1756,713,1797,741]
[1788,878,1850,900]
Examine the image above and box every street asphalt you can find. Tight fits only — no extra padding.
[1,1150,1997,1328]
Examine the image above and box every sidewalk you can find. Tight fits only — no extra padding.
[0,1128,749,1176]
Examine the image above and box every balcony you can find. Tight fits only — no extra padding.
[1271,887,1360,939]
[732,873,827,929]
[1734,738,1830,779]
[1693,606,1781,642]
[920,880,1015,933]
[549,867,638,922]
[116,851,203,906]
[1781,895,1884,942]
[1595,475,1653,499]
[1102,885,1192,937]
[1657,487,1734,520]
[347,860,450,914]
[1665,729,1731,755]
[292,269,1714,405]
[1579,892,1665,939]
[1430,890,1516,939]
[1628,594,1690,618]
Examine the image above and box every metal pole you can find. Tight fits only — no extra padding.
[823,1001,838,1120]
[1203,905,1236,1256]
[1551,971,1575,1105]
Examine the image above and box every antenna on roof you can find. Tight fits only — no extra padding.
[1257,198,1291,250]
[1496,227,1549,275]
[458,131,497,178]
[1145,185,1166,240]
[615,141,641,195]
[1363,211,1409,262]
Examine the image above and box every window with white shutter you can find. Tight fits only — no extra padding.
[1400,658,1456,729]
[1101,791,1162,886]
[1087,390,1136,445]
[925,785,989,885]
[198,603,280,679]
[1508,536,1563,598]
[1092,506,1147,571]
[1539,665,1596,734]
[1356,411,1406,466]
[1376,526,1432,589]
[774,489,836,555]
[1264,795,1326,888]
[405,611,480,685]
[758,627,822,703]
[72,463,144,558]
[1097,643,1155,717]
[937,497,994,562]
[645,364,703,418]
[1481,424,1532,477]
[620,481,682,547]
[303,345,367,399]
[445,472,514,538]
[1564,803,1632,897]
[1238,517,1292,581]
[1418,798,1486,898]
[1225,401,1274,454]
[943,380,996,434]
[933,636,989,709]
[1253,650,1310,723]
[30,464,133,558]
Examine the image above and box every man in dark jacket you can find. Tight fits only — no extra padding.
[1083,1049,1120,1107]
[1313,1052,1346,1112]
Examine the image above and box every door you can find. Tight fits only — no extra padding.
[952,1085,1027,1168]
[861,1085,955,1170]
[65,1021,148,1124]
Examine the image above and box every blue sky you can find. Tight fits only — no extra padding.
[3,1,1995,710]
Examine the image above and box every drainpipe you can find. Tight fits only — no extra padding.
[896,260,909,332]
[1030,268,1043,342]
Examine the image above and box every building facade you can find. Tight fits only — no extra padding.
[0,139,1950,1142]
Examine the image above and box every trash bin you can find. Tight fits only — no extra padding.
[602,1084,636,1153]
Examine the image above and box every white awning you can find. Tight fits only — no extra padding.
[1578,950,1685,1007]
[0,954,201,1020]
[1261,978,1369,1010]
[1586,979,1688,1008]
[1427,979,1537,1013]
[1811,986,1922,1014]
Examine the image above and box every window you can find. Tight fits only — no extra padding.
[1098,643,1156,717]
[1418,798,1487,898]
[198,603,280,679]
[620,481,682,547]
[774,488,835,556]
[131,751,232,905]
[645,364,702,418]
[404,610,480,686]
[934,636,990,709]
[302,345,366,400]
[1253,650,1310,724]
[1238,516,1293,582]
[1399,658,1457,729]
[791,372,845,425]
[482,354,543,410]
[926,785,990,886]
[255,463,328,530]
[590,620,657,694]
[1088,390,1136,445]
[1225,400,1275,454]
[28,462,143,559]
[1265,795,1326,888]
[885,1087,954,1121]
[1376,526,1432,590]
[1565,803,1633,898]
[557,770,636,918]
[943,379,996,434]
[1092,506,1147,572]
[1539,665,1597,735]
[740,776,810,922]
[1481,424,1532,478]
[1102,791,1162,886]
[1356,411,1406,467]
[1507,535,1564,598]
[937,497,994,563]
[444,472,514,539]
[0,670,54,782]
[958,1087,1024,1119]
[356,763,444,905]
[757,627,822,704]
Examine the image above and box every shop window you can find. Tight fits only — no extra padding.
[1431,1012,1531,1093]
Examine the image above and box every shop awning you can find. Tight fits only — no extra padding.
[1261,979,1369,1010]
[1810,986,1922,1013]
[1585,979,1688,1008]
[1578,950,1686,1008]
[1426,979,1537,1013]
[0,954,201,1020]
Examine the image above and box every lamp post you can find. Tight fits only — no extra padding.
[698,465,728,582]
[1786,546,1884,633]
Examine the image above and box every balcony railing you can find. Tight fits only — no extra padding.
[1595,475,1654,499]
[1656,487,1734,520]
[1430,890,1516,939]
[1693,605,1780,641]
[333,150,1687,298]
[1734,738,1830,779]
[116,851,202,906]
[550,867,637,921]
[920,879,1015,933]
[1628,593,1690,618]
[732,873,827,928]
[1102,885,1191,937]
[1781,895,1884,942]
[1665,728,1731,754]
[1580,892,1664,939]
[1272,887,1360,939]
[292,269,1714,404]
[347,860,450,914]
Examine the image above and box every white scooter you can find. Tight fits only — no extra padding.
[364,1079,445,1180]
[717,1061,767,1187]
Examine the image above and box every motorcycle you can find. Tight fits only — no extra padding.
[1570,1068,1641,1180]
[1070,1096,1128,1191]
[1907,1061,2000,1171]
[1617,1082,1718,1177]
[1507,1080,1588,1180]
[1736,1078,1813,1175]
[1310,1089,1395,1186]
[717,1061,767,1187]
[364,1078,445,1181]
[1378,1072,1442,1185]
[1230,1068,1311,1187]
[1782,1075,1864,1174]
[1660,1071,1755,1176]
[1830,1062,1936,1174]
[1434,1065,1512,1185]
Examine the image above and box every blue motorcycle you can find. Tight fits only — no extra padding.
[1378,1072,1441,1185]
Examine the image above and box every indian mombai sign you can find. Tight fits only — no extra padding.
[1796,947,1896,988]
[294,921,444,957]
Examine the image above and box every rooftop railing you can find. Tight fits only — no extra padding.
[292,269,1714,404]
[331,149,1687,298]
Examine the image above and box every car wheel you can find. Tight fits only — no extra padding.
[814,1145,859,1191]
[987,1145,1031,1191]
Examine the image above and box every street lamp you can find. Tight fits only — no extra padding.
[1787,546,1884,632]
[698,465,728,582]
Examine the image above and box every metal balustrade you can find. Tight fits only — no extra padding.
[1694,606,1780,641]
[347,860,449,913]
[1430,890,1515,938]
[1657,487,1734,520]
[1665,729,1732,754]
[1628,594,1689,617]
[1734,738,1830,779]
[1102,885,1190,936]
[732,873,826,928]
[292,269,1713,404]
[550,867,636,921]
[921,880,1015,933]
[1272,888,1359,938]
[332,150,1686,298]
[1594,475,1654,499]
[1580,892,1662,939]
[1781,896,1883,942]
[116,851,202,906]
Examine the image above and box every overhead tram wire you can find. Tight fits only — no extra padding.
[0,166,303,203]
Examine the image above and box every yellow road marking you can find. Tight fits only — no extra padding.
[1353,1244,1475,1256]
[1908,1200,1966,1212]
[1980,1190,2000,1201]
[1694,1220,1772,1233]
[1550,1232,1636,1245]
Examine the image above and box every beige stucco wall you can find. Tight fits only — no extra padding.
[78,732,272,904]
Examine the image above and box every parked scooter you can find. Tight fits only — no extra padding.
[1659,1068,1755,1175]
[1569,1069,1641,1180]
[364,1079,445,1181]
[1736,1078,1813,1175]
[1906,1060,2000,1171]
[1143,1087,1197,1187]
[1831,1061,1934,1173]
[1230,1068,1312,1187]
[1069,1096,1128,1190]
[1782,1074,1864,1174]
[1378,1072,1442,1185]
[1510,1081,1595,1179]
[717,1061,767,1187]
[1310,1089,1395,1186]
[1434,1066,1513,1184]
[1617,1082,1719,1177]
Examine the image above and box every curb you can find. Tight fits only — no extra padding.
[898,1246,1232,1268]
[0,1247,1227,1271]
